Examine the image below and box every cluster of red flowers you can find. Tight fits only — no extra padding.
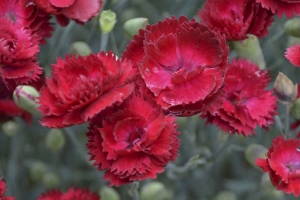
[3,0,300,198]
[37,187,100,200]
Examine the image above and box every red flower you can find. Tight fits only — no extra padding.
[86,94,180,186]
[201,59,277,136]
[0,0,54,44]
[38,52,137,128]
[0,178,16,200]
[285,43,300,67]
[21,0,102,25]
[256,0,300,18]
[198,0,274,41]
[0,17,42,84]
[37,188,100,200]
[122,16,229,116]
[256,136,300,196]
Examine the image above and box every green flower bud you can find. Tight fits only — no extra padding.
[123,17,148,38]
[291,98,300,120]
[284,18,300,38]
[99,186,120,200]
[274,72,298,103]
[1,120,19,136]
[42,172,59,188]
[140,181,172,200]
[29,162,47,182]
[13,85,40,116]
[215,191,237,200]
[245,144,267,168]
[45,129,65,152]
[99,10,117,34]
[232,34,266,69]
[69,41,92,56]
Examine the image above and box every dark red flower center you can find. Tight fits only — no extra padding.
[127,128,143,149]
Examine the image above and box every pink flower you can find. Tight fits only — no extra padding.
[198,0,274,41]
[256,0,300,18]
[0,178,15,200]
[201,59,277,136]
[38,52,137,128]
[37,187,100,200]
[285,43,300,67]
[87,94,180,186]
[0,17,42,84]
[122,16,229,116]
[256,136,300,196]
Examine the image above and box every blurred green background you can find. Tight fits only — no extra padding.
[1,0,300,199]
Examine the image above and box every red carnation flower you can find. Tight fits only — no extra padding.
[38,52,137,128]
[87,94,180,186]
[0,0,54,44]
[38,187,100,200]
[256,136,300,196]
[285,43,300,67]
[198,0,274,41]
[0,17,42,84]
[201,59,277,136]
[21,0,102,26]
[0,178,15,200]
[122,16,229,116]
[256,0,300,18]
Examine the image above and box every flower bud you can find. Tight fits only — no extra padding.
[232,34,266,69]
[42,172,59,188]
[99,186,120,200]
[45,129,65,152]
[274,72,298,103]
[291,98,300,120]
[284,18,300,38]
[215,191,237,200]
[69,41,92,56]
[29,162,47,182]
[1,120,19,136]
[245,144,267,168]
[140,181,172,200]
[13,85,40,116]
[99,10,117,34]
[123,18,148,38]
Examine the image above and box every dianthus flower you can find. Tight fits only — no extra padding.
[87,94,180,186]
[0,178,15,200]
[37,187,100,200]
[0,0,53,44]
[0,17,42,84]
[256,136,300,196]
[122,16,229,116]
[256,0,300,18]
[20,0,102,26]
[285,43,300,67]
[38,52,137,128]
[198,0,274,41]
[201,59,277,136]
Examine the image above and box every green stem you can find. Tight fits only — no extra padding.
[285,104,291,137]
[100,33,109,51]
[128,181,140,200]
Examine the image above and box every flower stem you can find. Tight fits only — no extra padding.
[128,181,140,200]
[285,104,291,137]
[100,33,109,51]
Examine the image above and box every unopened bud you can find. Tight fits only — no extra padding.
[2,120,19,136]
[291,98,300,120]
[123,18,148,38]
[232,34,266,69]
[99,186,120,200]
[42,172,59,188]
[45,129,65,152]
[285,18,300,38]
[99,10,117,34]
[69,41,92,56]
[215,191,237,200]
[274,72,298,103]
[140,182,172,200]
[245,144,267,168]
[30,162,47,182]
[13,85,40,116]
